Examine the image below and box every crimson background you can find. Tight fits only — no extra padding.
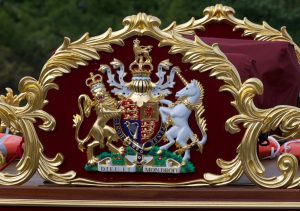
[37,35,243,183]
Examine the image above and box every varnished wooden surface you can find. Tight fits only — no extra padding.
[1,184,300,210]
[1,184,300,202]
[1,162,300,209]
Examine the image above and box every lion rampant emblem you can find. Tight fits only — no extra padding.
[73,39,207,174]
[73,73,124,166]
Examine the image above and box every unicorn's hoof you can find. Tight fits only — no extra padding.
[157,149,163,155]
[181,161,186,166]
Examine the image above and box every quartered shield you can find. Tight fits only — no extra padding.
[114,99,165,150]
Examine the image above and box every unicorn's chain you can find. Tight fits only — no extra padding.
[174,134,199,153]
[169,98,200,111]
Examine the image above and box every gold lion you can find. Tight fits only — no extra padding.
[133,38,153,63]
[73,73,123,166]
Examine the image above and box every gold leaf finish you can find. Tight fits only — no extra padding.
[166,4,300,65]
[163,17,205,36]
[163,5,300,188]
[0,11,300,188]
[0,79,56,185]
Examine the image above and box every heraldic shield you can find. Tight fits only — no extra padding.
[73,38,207,174]
[3,9,300,189]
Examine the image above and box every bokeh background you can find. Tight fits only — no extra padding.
[0,0,300,92]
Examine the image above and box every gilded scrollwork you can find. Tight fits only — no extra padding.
[0,10,300,188]
[0,79,57,185]
[164,4,300,65]
[162,4,300,188]
[34,13,275,187]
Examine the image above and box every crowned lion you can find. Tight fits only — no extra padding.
[73,72,124,166]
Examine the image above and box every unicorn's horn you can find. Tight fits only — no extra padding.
[174,67,188,85]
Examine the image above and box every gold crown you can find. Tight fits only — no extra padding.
[129,60,153,77]
[130,39,153,77]
[85,72,104,91]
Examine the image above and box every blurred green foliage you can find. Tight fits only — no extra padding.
[0,0,300,92]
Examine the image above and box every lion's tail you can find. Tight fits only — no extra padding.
[73,95,92,146]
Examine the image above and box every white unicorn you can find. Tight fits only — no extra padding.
[158,79,207,165]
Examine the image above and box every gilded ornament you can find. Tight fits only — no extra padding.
[75,39,207,173]
[0,10,299,188]
[164,4,300,65]
[73,72,124,166]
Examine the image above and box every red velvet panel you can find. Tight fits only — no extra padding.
[197,22,300,165]
[37,36,244,184]
[198,22,250,39]
[193,22,300,109]
[224,53,262,106]
[201,37,300,108]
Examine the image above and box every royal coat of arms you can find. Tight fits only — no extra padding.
[73,39,207,174]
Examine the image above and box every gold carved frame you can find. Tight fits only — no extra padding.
[0,10,300,189]
[164,4,300,65]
